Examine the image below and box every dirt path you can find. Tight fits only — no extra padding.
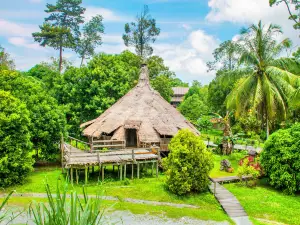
[0,192,199,209]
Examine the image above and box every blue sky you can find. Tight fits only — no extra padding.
[0,0,299,84]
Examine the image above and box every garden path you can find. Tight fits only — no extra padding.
[203,141,262,153]
[209,181,252,225]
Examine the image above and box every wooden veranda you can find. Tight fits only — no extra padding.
[61,137,161,184]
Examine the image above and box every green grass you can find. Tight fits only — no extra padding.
[225,180,300,225]
[1,197,231,223]
[210,152,247,178]
[0,166,231,223]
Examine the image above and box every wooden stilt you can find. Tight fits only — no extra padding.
[124,163,126,179]
[85,167,88,184]
[152,162,154,175]
[120,164,123,181]
[137,162,140,179]
[156,161,159,178]
[70,167,73,185]
[102,165,104,182]
[131,163,134,179]
[76,169,79,184]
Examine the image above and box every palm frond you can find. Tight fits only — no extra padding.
[266,66,300,87]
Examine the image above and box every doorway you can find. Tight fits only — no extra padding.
[125,129,137,147]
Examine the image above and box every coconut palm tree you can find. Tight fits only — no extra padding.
[225,21,300,138]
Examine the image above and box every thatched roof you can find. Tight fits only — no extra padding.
[81,65,200,142]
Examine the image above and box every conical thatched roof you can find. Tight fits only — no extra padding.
[81,65,199,142]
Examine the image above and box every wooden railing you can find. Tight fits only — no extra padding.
[91,139,125,151]
[68,136,91,151]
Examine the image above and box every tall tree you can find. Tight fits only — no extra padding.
[32,0,85,73]
[207,40,240,72]
[122,5,160,59]
[0,45,15,70]
[76,15,105,67]
[225,21,299,138]
[269,0,300,31]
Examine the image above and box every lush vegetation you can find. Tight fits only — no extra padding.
[225,180,300,225]
[0,90,33,187]
[261,123,300,194]
[163,129,213,195]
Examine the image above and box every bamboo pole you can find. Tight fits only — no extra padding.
[120,164,123,181]
[102,165,104,182]
[76,169,79,185]
[70,167,73,185]
[156,161,158,178]
[137,162,140,179]
[60,136,64,174]
[85,167,88,184]
[124,163,126,179]
[131,163,134,179]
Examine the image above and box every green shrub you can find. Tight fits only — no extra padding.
[260,123,300,194]
[0,90,34,187]
[237,159,259,187]
[163,129,214,195]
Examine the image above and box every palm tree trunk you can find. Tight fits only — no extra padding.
[266,117,269,139]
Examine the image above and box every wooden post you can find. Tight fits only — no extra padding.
[137,162,140,179]
[85,167,88,184]
[92,166,94,174]
[156,161,158,178]
[131,163,134,179]
[102,165,104,182]
[132,149,135,161]
[120,164,123,181]
[152,162,154,175]
[70,167,73,185]
[124,163,126,179]
[76,169,79,184]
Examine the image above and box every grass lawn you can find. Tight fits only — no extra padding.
[0,166,231,223]
[210,151,247,178]
[224,180,300,225]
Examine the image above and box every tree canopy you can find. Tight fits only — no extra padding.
[123,5,160,59]
[0,90,33,187]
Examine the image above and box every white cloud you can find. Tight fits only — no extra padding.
[84,7,129,22]
[180,23,192,31]
[0,19,37,37]
[153,30,219,84]
[206,0,299,45]
[102,34,123,44]
[8,37,43,50]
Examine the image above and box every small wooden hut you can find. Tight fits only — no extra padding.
[80,64,199,151]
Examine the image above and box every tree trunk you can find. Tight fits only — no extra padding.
[80,56,85,67]
[266,116,269,139]
[59,45,63,73]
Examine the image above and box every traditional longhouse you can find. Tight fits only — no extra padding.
[80,64,199,151]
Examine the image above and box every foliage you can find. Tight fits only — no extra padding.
[0,70,66,160]
[0,90,33,187]
[32,0,85,72]
[207,40,240,71]
[58,52,139,136]
[151,75,174,102]
[75,15,105,66]
[269,0,300,30]
[170,78,189,87]
[237,159,260,187]
[123,5,160,58]
[232,112,262,136]
[0,45,15,70]
[0,191,21,224]
[163,129,213,195]
[196,116,213,132]
[225,21,299,138]
[147,55,175,79]
[260,123,300,194]
[30,183,106,225]
[178,94,209,123]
